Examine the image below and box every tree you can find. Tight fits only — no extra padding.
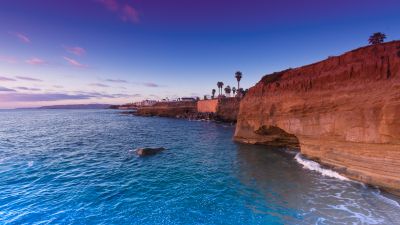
[224,85,231,97]
[369,32,387,45]
[232,87,237,97]
[235,71,242,90]
[211,89,216,99]
[217,81,224,96]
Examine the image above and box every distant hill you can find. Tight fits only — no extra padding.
[37,104,112,109]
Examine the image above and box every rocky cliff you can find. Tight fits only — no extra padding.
[136,102,197,117]
[216,98,241,122]
[234,41,400,195]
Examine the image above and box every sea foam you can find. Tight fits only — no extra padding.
[294,153,349,181]
[295,153,400,209]
[372,189,400,208]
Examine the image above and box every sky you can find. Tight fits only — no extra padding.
[1,0,400,109]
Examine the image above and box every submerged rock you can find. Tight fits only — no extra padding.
[136,147,165,156]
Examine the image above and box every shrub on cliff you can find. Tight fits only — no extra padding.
[232,87,237,96]
[369,32,386,45]
[224,85,231,97]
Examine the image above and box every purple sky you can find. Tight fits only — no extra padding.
[1,0,400,108]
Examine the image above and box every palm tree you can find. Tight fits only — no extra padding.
[211,89,216,99]
[217,81,224,96]
[235,71,242,90]
[224,85,231,97]
[369,32,387,45]
[232,87,237,96]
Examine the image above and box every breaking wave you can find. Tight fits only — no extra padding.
[294,153,349,181]
[295,153,400,211]
[372,190,400,208]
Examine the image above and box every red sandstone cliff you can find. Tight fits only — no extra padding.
[216,98,241,122]
[234,41,400,195]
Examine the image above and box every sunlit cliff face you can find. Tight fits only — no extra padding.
[234,41,400,195]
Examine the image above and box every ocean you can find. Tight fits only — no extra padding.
[0,109,399,224]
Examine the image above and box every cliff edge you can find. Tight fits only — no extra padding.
[234,41,400,195]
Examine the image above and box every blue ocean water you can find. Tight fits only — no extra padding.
[0,109,399,225]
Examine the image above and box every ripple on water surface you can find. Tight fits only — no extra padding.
[0,109,399,224]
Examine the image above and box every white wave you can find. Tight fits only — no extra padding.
[27,161,34,167]
[330,204,384,224]
[295,153,349,181]
[372,189,400,208]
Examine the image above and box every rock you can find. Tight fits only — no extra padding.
[234,41,400,195]
[136,147,165,156]
[136,102,197,117]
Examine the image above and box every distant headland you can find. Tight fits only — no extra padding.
[18,104,112,110]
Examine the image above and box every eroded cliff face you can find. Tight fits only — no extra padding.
[216,98,241,122]
[234,41,400,195]
[137,102,197,117]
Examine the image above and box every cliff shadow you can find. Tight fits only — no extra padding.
[254,125,300,150]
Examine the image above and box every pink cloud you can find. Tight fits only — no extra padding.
[0,76,16,81]
[10,32,31,43]
[89,83,110,88]
[63,57,87,68]
[0,55,17,64]
[143,82,161,87]
[15,87,41,91]
[97,0,140,24]
[16,76,43,82]
[0,86,16,92]
[120,5,140,23]
[65,46,86,56]
[26,57,46,65]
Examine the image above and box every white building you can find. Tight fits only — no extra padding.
[136,100,157,107]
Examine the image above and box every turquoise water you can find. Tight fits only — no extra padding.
[0,110,399,224]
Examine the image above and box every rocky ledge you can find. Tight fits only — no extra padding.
[135,98,240,123]
[234,41,400,195]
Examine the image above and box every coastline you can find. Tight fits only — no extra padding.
[130,41,400,196]
[133,98,240,123]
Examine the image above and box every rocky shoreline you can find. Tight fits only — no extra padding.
[123,110,236,123]
[122,41,400,196]
[133,98,240,123]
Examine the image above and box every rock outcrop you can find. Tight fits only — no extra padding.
[136,102,197,117]
[234,41,400,195]
[215,98,241,123]
[136,98,240,122]
[136,147,165,156]
[197,98,240,122]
